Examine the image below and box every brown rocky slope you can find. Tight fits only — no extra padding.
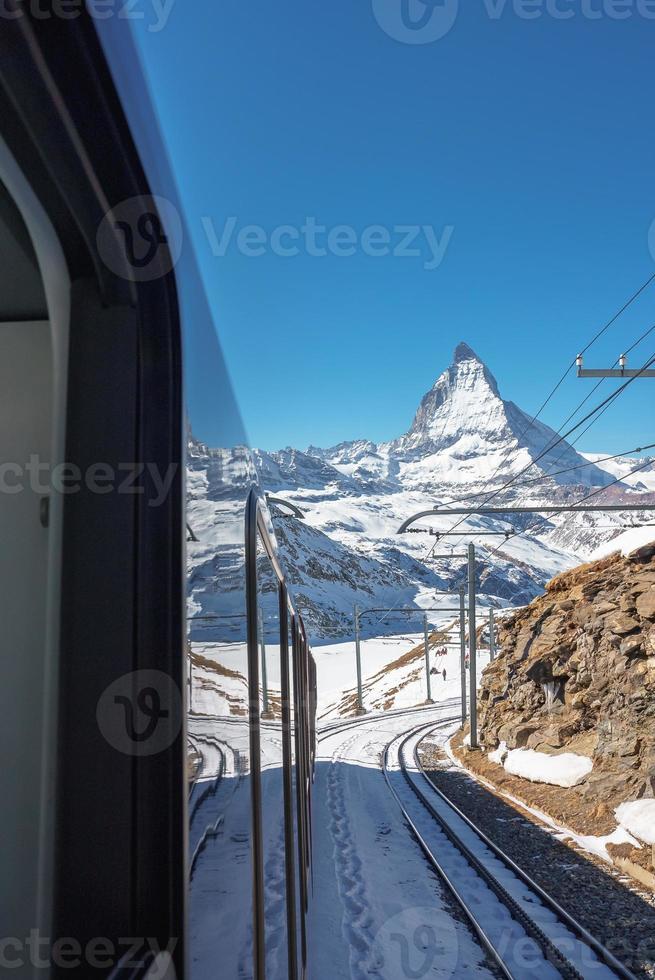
[475,541,655,851]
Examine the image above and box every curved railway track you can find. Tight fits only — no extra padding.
[383,720,637,980]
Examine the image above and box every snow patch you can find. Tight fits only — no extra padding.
[443,734,639,863]
[488,741,508,765]
[615,800,655,846]
[503,748,592,788]
[589,525,655,561]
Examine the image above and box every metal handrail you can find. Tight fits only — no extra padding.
[244,487,316,980]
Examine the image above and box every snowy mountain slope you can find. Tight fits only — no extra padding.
[256,343,655,635]
[581,450,655,492]
[186,342,654,643]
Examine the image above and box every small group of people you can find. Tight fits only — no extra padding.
[430,664,447,680]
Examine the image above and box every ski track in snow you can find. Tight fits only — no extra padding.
[314,708,498,979]
[325,727,377,979]
[264,817,289,978]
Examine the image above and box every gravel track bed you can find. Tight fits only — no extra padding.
[420,741,655,979]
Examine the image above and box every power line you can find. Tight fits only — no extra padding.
[441,351,655,545]
[539,321,655,474]
[386,294,655,612]
[578,272,655,357]
[488,456,655,558]
[471,275,655,499]
[436,441,655,505]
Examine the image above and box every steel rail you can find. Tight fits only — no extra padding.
[316,699,462,738]
[381,721,516,979]
[390,724,586,977]
[386,721,634,980]
[317,711,462,750]
[412,729,637,980]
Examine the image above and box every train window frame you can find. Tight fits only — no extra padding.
[0,12,185,978]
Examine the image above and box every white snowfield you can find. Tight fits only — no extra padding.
[615,800,655,846]
[582,451,655,492]
[190,629,491,722]
[589,525,655,561]
[487,740,508,765]
[502,748,593,788]
[312,706,499,980]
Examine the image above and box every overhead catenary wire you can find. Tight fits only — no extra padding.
[436,441,655,506]
[439,277,655,551]
[471,275,655,498]
[396,352,655,594]
[487,455,655,559]
[440,351,655,547]
[380,284,655,623]
[539,321,655,475]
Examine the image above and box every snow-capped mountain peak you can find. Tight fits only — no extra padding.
[401,341,506,452]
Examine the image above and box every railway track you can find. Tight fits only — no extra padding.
[383,721,637,980]
[317,697,461,741]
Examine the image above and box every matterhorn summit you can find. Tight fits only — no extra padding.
[398,341,511,454]
[317,342,614,490]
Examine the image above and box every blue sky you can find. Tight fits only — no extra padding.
[131,0,655,453]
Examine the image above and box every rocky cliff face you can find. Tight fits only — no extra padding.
[479,541,655,810]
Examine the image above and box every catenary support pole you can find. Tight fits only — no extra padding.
[459,586,467,728]
[423,613,433,704]
[354,604,365,715]
[468,543,478,749]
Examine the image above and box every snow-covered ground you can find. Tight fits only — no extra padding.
[311,705,498,979]
[187,625,495,978]
[590,525,655,560]
[582,452,655,492]
[190,626,492,722]
[441,731,641,865]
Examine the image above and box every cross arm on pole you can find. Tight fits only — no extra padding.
[265,494,306,519]
[398,503,655,532]
[576,353,655,378]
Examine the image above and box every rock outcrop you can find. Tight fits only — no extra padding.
[479,542,655,815]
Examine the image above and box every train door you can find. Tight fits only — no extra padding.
[0,11,185,978]
[0,166,66,977]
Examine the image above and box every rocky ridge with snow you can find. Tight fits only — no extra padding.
[477,540,655,838]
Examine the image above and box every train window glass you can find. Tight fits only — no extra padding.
[256,536,290,978]
[186,441,254,977]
